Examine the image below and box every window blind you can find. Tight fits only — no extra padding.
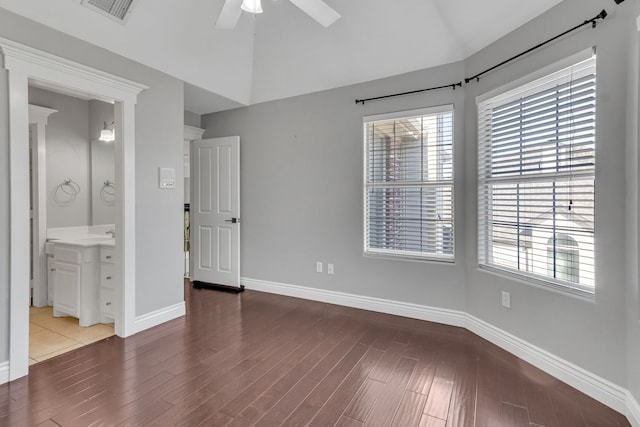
[364,106,454,261]
[477,56,596,292]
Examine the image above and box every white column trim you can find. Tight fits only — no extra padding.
[1,37,147,382]
[6,60,30,381]
[28,105,57,308]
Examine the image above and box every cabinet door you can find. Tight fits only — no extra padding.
[54,261,80,317]
[47,256,55,306]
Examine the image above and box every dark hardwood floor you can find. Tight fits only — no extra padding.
[0,279,630,426]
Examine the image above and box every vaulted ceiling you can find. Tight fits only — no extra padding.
[0,0,564,114]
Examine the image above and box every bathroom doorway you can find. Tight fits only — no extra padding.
[3,37,145,381]
[28,86,117,364]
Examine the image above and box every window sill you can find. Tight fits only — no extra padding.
[477,264,595,303]
[364,250,455,265]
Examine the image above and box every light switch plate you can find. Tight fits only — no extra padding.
[159,167,176,189]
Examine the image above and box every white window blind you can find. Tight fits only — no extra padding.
[364,105,454,261]
[477,56,596,292]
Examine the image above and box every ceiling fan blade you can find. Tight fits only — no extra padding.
[288,0,340,27]
[215,0,244,29]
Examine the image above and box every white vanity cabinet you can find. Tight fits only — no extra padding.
[53,244,101,327]
[46,241,56,306]
[99,247,116,323]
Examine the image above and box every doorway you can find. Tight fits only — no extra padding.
[2,36,146,381]
[28,86,118,364]
[190,137,242,290]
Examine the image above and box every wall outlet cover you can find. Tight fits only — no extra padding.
[501,291,511,309]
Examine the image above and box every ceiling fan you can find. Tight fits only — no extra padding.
[215,0,341,29]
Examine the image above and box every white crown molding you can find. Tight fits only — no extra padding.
[28,105,58,124]
[0,37,149,96]
[241,276,637,425]
[132,302,186,335]
[184,125,205,142]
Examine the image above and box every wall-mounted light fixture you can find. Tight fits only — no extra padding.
[241,0,262,14]
[99,121,115,142]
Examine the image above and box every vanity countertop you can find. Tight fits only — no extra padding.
[47,236,115,247]
[47,225,116,248]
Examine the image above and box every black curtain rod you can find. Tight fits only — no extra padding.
[355,82,462,105]
[354,8,607,106]
[464,9,607,83]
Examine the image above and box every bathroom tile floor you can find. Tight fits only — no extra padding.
[29,306,114,365]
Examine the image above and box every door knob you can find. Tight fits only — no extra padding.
[224,218,239,223]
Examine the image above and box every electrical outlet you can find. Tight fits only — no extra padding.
[327,264,334,275]
[316,262,323,273]
[501,291,511,309]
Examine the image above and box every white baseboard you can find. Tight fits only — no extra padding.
[0,361,9,385]
[242,276,637,426]
[242,277,466,328]
[465,315,628,415]
[627,391,640,427]
[133,302,185,335]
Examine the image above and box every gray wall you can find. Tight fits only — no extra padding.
[89,99,116,226]
[202,60,468,312]
[0,6,185,362]
[28,89,116,228]
[202,0,639,401]
[464,0,630,386]
[627,0,640,405]
[29,87,91,228]
[184,110,201,128]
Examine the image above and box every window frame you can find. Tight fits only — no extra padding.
[476,51,596,296]
[362,104,455,263]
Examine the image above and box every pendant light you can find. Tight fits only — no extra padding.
[241,0,263,14]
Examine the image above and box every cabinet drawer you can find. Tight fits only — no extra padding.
[101,248,115,263]
[101,263,116,289]
[54,246,81,264]
[100,288,115,317]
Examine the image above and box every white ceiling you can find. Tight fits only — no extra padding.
[0,0,565,115]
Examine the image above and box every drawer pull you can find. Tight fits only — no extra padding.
[106,302,112,306]
[106,276,112,280]
[51,268,56,272]
[106,255,112,260]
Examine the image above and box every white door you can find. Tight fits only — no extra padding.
[191,137,241,288]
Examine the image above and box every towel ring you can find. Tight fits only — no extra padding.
[101,180,116,205]
[54,178,81,206]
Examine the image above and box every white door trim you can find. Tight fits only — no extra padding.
[0,37,148,382]
[29,105,58,308]
[183,125,205,278]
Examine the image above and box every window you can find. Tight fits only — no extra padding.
[477,56,596,293]
[364,105,454,261]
